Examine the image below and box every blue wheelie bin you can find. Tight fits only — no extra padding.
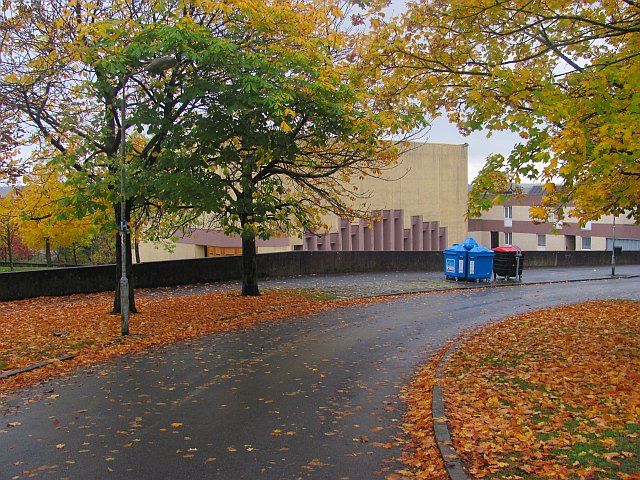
[467,245,495,283]
[443,243,467,281]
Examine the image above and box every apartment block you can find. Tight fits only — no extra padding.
[469,186,640,251]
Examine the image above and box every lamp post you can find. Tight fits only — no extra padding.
[611,215,616,276]
[119,55,178,336]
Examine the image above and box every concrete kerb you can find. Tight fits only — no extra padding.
[0,354,75,380]
[432,333,472,480]
[0,334,147,380]
[362,273,639,300]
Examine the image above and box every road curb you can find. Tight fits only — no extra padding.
[0,354,75,380]
[431,333,472,480]
[363,274,638,300]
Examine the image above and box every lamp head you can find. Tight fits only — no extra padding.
[144,55,178,74]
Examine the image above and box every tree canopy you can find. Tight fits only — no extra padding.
[17,164,106,265]
[372,0,639,223]
[1,0,421,298]
[126,4,413,294]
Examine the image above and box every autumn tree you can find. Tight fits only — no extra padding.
[0,102,28,183]
[0,189,23,269]
[1,1,227,311]
[129,4,416,295]
[1,0,137,309]
[373,0,640,223]
[2,0,421,300]
[17,164,105,266]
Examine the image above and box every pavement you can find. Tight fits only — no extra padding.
[139,264,640,299]
[1,269,639,479]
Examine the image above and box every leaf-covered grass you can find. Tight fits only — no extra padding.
[0,265,51,272]
[443,300,640,479]
[400,300,639,480]
[0,288,382,393]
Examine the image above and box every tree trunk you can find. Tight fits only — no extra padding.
[241,234,260,296]
[134,236,141,264]
[72,243,78,265]
[7,225,13,271]
[239,155,259,296]
[113,204,138,314]
[45,237,52,267]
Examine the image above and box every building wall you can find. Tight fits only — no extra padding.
[138,141,469,260]
[258,245,294,254]
[469,199,640,251]
[348,142,468,245]
[138,241,205,262]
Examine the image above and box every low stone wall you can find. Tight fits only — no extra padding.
[522,250,639,268]
[0,265,115,301]
[1,250,638,301]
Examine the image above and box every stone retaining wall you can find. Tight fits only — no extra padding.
[1,250,638,301]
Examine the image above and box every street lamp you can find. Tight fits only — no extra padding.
[119,55,178,336]
[611,215,616,276]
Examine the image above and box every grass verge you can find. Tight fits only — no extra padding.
[442,300,639,479]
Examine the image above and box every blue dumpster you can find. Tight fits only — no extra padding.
[443,243,467,280]
[467,245,495,282]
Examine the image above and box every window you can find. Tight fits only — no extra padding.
[607,238,640,251]
[504,232,512,245]
[504,206,513,227]
[537,234,546,247]
[581,237,591,250]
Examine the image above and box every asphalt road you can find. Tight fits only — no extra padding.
[2,277,639,480]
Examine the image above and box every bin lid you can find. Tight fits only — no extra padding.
[444,243,468,254]
[492,244,521,253]
[469,245,495,255]
[462,237,479,250]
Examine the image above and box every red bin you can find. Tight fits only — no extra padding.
[492,245,524,281]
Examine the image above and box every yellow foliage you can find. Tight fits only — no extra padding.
[17,165,105,251]
[372,0,640,221]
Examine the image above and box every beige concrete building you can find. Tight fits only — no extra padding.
[138,141,469,261]
[469,185,640,251]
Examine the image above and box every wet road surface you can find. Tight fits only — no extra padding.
[2,276,639,479]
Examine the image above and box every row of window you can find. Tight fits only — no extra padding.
[502,232,591,249]
[536,234,591,249]
[503,206,593,230]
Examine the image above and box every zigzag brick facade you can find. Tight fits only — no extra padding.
[303,209,447,252]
